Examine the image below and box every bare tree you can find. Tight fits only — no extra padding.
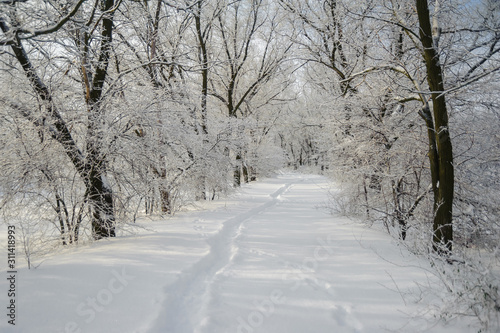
[0,0,119,239]
[210,0,292,185]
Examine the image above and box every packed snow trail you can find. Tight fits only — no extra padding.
[147,182,293,333]
[0,173,472,333]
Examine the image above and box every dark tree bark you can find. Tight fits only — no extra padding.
[80,0,117,239]
[194,0,210,136]
[160,187,171,214]
[234,153,242,187]
[212,1,287,187]
[193,0,211,199]
[416,0,454,253]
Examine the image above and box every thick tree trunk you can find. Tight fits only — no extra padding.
[87,173,116,239]
[160,190,171,214]
[416,0,454,253]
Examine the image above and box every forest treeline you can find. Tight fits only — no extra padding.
[1,1,499,329]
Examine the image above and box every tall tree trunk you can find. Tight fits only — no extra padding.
[416,0,454,253]
[194,0,210,198]
[84,0,117,239]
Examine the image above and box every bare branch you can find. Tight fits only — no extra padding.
[16,0,86,40]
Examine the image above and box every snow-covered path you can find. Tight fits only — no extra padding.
[0,173,470,333]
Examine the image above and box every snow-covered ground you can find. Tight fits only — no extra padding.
[0,173,473,333]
